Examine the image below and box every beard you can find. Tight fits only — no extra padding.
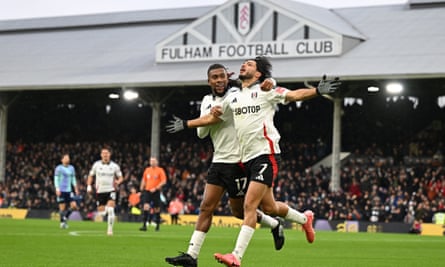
[238,72,254,81]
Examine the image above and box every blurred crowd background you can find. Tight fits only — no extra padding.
[1,93,444,226]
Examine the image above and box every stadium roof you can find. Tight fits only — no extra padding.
[0,0,445,97]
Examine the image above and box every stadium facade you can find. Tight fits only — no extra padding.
[0,0,444,184]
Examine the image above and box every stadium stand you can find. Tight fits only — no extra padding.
[2,93,444,224]
[2,127,443,224]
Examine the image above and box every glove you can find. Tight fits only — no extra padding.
[228,78,241,88]
[227,71,241,88]
[316,75,341,95]
[166,115,187,133]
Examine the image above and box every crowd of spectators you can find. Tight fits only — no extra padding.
[1,125,443,226]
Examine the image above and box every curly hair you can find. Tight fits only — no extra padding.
[253,56,272,82]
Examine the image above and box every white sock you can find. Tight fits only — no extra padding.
[285,208,307,224]
[257,209,278,229]
[232,225,255,261]
[106,206,115,230]
[186,230,206,259]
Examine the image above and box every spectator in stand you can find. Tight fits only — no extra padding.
[348,178,362,199]
[408,219,422,234]
[0,182,7,208]
[184,199,196,214]
[128,186,141,222]
[168,197,184,225]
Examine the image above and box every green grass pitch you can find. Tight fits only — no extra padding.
[0,218,443,267]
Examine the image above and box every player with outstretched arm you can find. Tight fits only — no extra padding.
[165,63,285,267]
[167,56,341,267]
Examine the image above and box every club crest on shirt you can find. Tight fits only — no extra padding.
[251,92,258,99]
[275,87,286,94]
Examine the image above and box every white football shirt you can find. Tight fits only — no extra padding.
[197,88,241,163]
[220,83,289,162]
[88,160,123,193]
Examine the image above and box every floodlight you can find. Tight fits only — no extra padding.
[386,83,403,94]
[367,86,379,92]
[108,93,120,99]
[123,90,139,100]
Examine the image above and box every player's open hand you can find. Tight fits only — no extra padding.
[166,115,187,133]
[316,75,341,95]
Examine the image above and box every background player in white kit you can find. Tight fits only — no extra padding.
[86,146,123,235]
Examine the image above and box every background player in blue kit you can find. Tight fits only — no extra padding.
[54,153,79,229]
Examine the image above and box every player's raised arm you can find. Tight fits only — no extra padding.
[166,113,222,133]
[284,75,341,102]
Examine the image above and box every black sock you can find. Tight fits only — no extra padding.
[65,209,72,220]
[155,213,161,227]
[60,211,65,222]
[143,211,149,226]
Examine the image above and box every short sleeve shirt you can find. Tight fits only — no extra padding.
[220,84,289,162]
[89,160,122,193]
[197,89,241,163]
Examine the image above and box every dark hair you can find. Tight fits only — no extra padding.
[253,56,272,82]
[207,63,241,92]
[102,145,112,153]
[207,63,227,76]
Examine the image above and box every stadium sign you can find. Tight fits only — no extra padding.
[158,39,338,62]
[156,0,343,63]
